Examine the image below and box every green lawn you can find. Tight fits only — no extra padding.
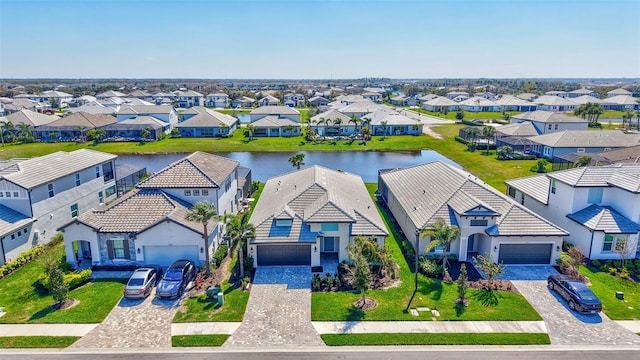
[579,265,640,320]
[311,184,541,322]
[321,333,550,346]
[0,336,80,348]
[173,280,250,323]
[171,334,229,347]
[0,243,126,324]
[411,108,510,121]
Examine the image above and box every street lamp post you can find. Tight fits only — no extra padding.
[414,228,420,292]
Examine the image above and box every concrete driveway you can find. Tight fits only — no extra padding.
[512,280,640,345]
[69,289,182,348]
[223,266,324,348]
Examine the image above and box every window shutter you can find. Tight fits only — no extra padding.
[107,241,114,260]
[123,240,130,259]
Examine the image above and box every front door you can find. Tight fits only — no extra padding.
[323,237,337,252]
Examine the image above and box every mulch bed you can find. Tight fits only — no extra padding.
[354,297,378,310]
[446,261,483,281]
[51,298,79,310]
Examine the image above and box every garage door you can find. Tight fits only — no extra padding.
[143,245,199,268]
[498,244,552,264]
[257,245,311,266]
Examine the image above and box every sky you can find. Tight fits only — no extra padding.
[0,0,639,79]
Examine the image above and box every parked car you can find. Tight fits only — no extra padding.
[156,260,196,299]
[547,274,602,314]
[123,267,159,299]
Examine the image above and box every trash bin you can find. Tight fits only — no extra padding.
[217,292,224,306]
[207,286,220,300]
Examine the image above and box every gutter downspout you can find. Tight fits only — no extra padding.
[588,230,594,259]
[0,236,6,265]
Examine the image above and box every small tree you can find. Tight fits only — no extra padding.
[288,153,305,170]
[613,236,635,269]
[473,253,504,288]
[245,124,256,140]
[346,238,373,306]
[574,155,592,167]
[457,263,469,305]
[86,129,106,144]
[455,109,465,120]
[535,159,548,173]
[496,145,513,160]
[185,202,218,277]
[49,267,69,304]
[422,218,460,274]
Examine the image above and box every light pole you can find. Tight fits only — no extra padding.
[414,228,420,292]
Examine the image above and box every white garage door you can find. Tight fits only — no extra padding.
[143,245,199,268]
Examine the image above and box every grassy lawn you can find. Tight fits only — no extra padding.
[0,336,80,348]
[173,279,249,323]
[411,108,509,121]
[171,334,229,347]
[0,243,126,324]
[311,184,541,322]
[321,333,550,346]
[579,265,640,320]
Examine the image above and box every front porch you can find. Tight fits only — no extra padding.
[316,252,340,275]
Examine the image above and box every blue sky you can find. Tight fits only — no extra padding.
[1,0,638,79]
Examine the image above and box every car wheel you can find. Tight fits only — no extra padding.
[569,300,576,310]
[548,281,554,290]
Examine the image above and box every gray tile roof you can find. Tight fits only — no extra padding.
[69,188,210,234]
[599,145,640,163]
[2,149,117,190]
[529,130,640,148]
[176,107,238,127]
[512,110,586,124]
[380,161,567,236]
[118,105,174,115]
[548,163,640,191]
[250,105,299,115]
[567,204,640,234]
[250,116,301,128]
[505,174,550,204]
[6,109,59,127]
[310,109,351,123]
[137,151,238,189]
[497,122,539,137]
[533,96,579,107]
[249,166,388,244]
[40,112,117,129]
[0,204,35,236]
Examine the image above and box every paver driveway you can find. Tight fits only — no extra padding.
[512,280,640,345]
[223,266,324,348]
[69,289,181,348]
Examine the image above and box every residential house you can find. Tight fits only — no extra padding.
[176,90,204,108]
[474,92,497,101]
[363,108,423,136]
[534,95,579,111]
[206,93,230,108]
[506,164,640,260]
[607,88,632,98]
[378,161,568,265]
[510,110,588,134]
[422,96,459,112]
[309,109,353,136]
[248,165,388,266]
[249,106,300,122]
[284,93,305,107]
[605,95,639,111]
[102,116,167,141]
[117,105,178,128]
[568,88,600,99]
[545,90,569,98]
[362,91,383,103]
[232,96,256,108]
[126,90,153,101]
[67,101,117,115]
[516,93,539,102]
[0,149,117,266]
[152,92,175,105]
[97,97,125,111]
[459,97,499,112]
[4,109,59,128]
[96,90,127,99]
[495,95,537,112]
[35,91,73,108]
[58,152,243,268]
[33,112,117,142]
[258,95,281,107]
[176,107,239,137]
[527,130,640,159]
[308,96,330,110]
[338,101,384,119]
[446,91,469,100]
[389,95,407,106]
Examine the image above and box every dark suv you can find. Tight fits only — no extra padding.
[156,260,196,299]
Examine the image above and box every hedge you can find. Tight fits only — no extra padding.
[0,234,63,280]
[38,269,93,291]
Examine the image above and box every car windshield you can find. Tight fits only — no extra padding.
[577,288,598,301]
[127,278,144,286]
[164,269,182,281]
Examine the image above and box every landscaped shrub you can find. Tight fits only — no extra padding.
[590,259,601,268]
[244,256,254,273]
[38,269,92,291]
[454,136,470,145]
[419,257,444,278]
[212,245,228,267]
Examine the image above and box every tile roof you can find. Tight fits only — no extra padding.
[176,107,238,127]
[380,161,566,236]
[250,105,299,115]
[607,88,632,95]
[137,151,238,189]
[310,109,351,123]
[0,204,35,236]
[505,174,550,205]
[599,145,640,164]
[512,110,586,123]
[6,109,59,126]
[118,105,174,115]
[567,204,640,234]
[40,112,117,128]
[69,188,210,234]
[496,122,539,136]
[249,166,388,244]
[547,163,640,191]
[533,96,579,107]
[529,130,640,148]
[2,149,117,190]
[250,116,301,128]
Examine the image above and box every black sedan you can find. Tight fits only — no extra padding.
[156,260,196,299]
[547,274,602,314]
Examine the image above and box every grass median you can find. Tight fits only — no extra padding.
[0,336,80,348]
[171,334,229,347]
[321,333,550,346]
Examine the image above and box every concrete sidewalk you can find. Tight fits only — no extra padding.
[172,322,241,336]
[312,321,547,334]
[0,324,98,336]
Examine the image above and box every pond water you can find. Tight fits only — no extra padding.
[116,150,459,182]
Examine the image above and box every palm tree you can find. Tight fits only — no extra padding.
[17,123,33,143]
[284,125,296,137]
[348,116,360,134]
[481,126,496,155]
[245,124,256,140]
[422,218,461,274]
[223,214,256,278]
[466,127,480,145]
[333,118,342,135]
[185,202,218,277]
[0,120,12,147]
[496,145,513,160]
[575,155,592,167]
[380,120,388,139]
[288,152,305,170]
[75,126,88,143]
[361,117,372,130]
[622,110,634,131]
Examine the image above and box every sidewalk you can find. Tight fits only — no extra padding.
[312,321,547,334]
[172,322,241,336]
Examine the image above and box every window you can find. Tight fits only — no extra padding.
[95,166,101,178]
[17,230,21,236]
[108,239,129,259]
[11,234,15,240]
[13,192,18,198]
[0,192,3,198]
[321,223,339,232]
[184,190,192,196]
[507,186,516,198]
[4,192,10,198]
[201,129,213,137]
[551,179,556,194]
[276,219,292,227]
[588,188,603,204]
[102,162,114,181]
[603,234,613,252]
[470,219,488,227]
[193,189,200,196]
[75,173,81,186]
[202,189,209,196]
[521,193,525,205]
[548,124,552,130]
[48,183,55,198]
[225,178,232,192]
[554,124,558,130]
[105,186,115,197]
[71,204,79,217]
[98,191,104,204]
